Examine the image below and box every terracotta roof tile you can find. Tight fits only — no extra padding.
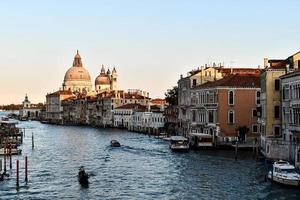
[193,74,260,89]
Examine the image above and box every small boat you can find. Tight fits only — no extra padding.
[78,166,89,185]
[111,140,121,147]
[169,136,189,152]
[268,160,300,187]
[0,148,22,156]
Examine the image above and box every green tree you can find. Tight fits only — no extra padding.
[165,86,178,105]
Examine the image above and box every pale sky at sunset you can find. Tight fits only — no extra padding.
[0,0,299,104]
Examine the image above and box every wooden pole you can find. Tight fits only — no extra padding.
[256,143,259,161]
[25,156,28,182]
[235,142,238,161]
[0,159,2,172]
[252,141,255,159]
[9,147,12,169]
[16,160,19,188]
[4,147,6,173]
[32,132,34,149]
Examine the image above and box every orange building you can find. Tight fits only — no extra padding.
[190,73,261,142]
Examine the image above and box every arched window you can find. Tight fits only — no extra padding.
[228,90,234,105]
[228,110,234,124]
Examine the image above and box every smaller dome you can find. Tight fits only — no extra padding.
[95,75,111,85]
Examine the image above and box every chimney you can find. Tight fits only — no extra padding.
[147,102,151,112]
[286,64,290,73]
[264,58,269,68]
[160,104,164,112]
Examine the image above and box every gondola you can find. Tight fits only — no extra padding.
[78,166,89,185]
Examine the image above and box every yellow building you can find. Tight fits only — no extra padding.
[259,51,300,155]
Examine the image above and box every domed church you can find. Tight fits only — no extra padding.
[62,51,117,93]
[63,50,93,93]
[95,65,117,93]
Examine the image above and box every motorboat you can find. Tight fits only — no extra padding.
[110,140,121,147]
[169,136,189,152]
[78,166,89,185]
[268,160,300,187]
[0,148,22,156]
[189,132,213,148]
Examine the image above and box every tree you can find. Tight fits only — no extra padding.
[165,86,178,105]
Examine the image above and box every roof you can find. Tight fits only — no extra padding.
[280,69,300,79]
[115,103,146,110]
[193,74,260,89]
[170,136,188,141]
[46,90,73,97]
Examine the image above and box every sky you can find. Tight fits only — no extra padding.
[0,0,300,104]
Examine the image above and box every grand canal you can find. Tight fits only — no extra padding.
[1,117,300,199]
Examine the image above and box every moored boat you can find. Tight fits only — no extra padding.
[169,136,189,152]
[0,148,22,155]
[189,132,213,149]
[268,160,300,187]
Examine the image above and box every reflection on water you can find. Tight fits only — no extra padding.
[0,115,300,199]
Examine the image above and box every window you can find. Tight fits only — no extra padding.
[192,79,197,87]
[208,110,214,123]
[274,79,280,91]
[252,124,258,133]
[192,110,196,122]
[274,126,280,136]
[252,109,257,117]
[274,106,280,119]
[228,91,234,105]
[256,91,260,105]
[228,110,234,124]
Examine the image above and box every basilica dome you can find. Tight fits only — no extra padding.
[95,75,110,85]
[64,51,91,82]
[62,51,93,93]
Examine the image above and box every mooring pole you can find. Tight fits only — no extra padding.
[0,159,2,172]
[4,147,6,173]
[235,142,238,161]
[9,147,12,169]
[25,156,28,183]
[16,160,19,188]
[32,132,34,149]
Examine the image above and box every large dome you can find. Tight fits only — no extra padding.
[64,50,91,82]
[64,67,91,82]
[62,51,93,93]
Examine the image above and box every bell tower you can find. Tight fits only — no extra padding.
[111,67,118,91]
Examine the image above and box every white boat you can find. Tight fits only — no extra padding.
[169,136,189,152]
[0,148,22,156]
[189,132,213,148]
[268,160,300,187]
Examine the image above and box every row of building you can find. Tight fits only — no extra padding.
[177,51,300,166]
[44,51,166,134]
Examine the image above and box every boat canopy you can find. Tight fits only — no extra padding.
[170,136,188,141]
[189,133,212,138]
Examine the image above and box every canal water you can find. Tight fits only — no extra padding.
[1,117,300,199]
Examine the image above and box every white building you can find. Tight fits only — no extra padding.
[19,94,41,119]
[129,105,165,134]
[113,104,146,128]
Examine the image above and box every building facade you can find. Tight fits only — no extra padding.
[190,74,261,143]
[19,95,41,120]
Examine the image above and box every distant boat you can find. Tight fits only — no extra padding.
[111,140,121,147]
[78,166,89,185]
[169,136,189,152]
[268,160,300,187]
